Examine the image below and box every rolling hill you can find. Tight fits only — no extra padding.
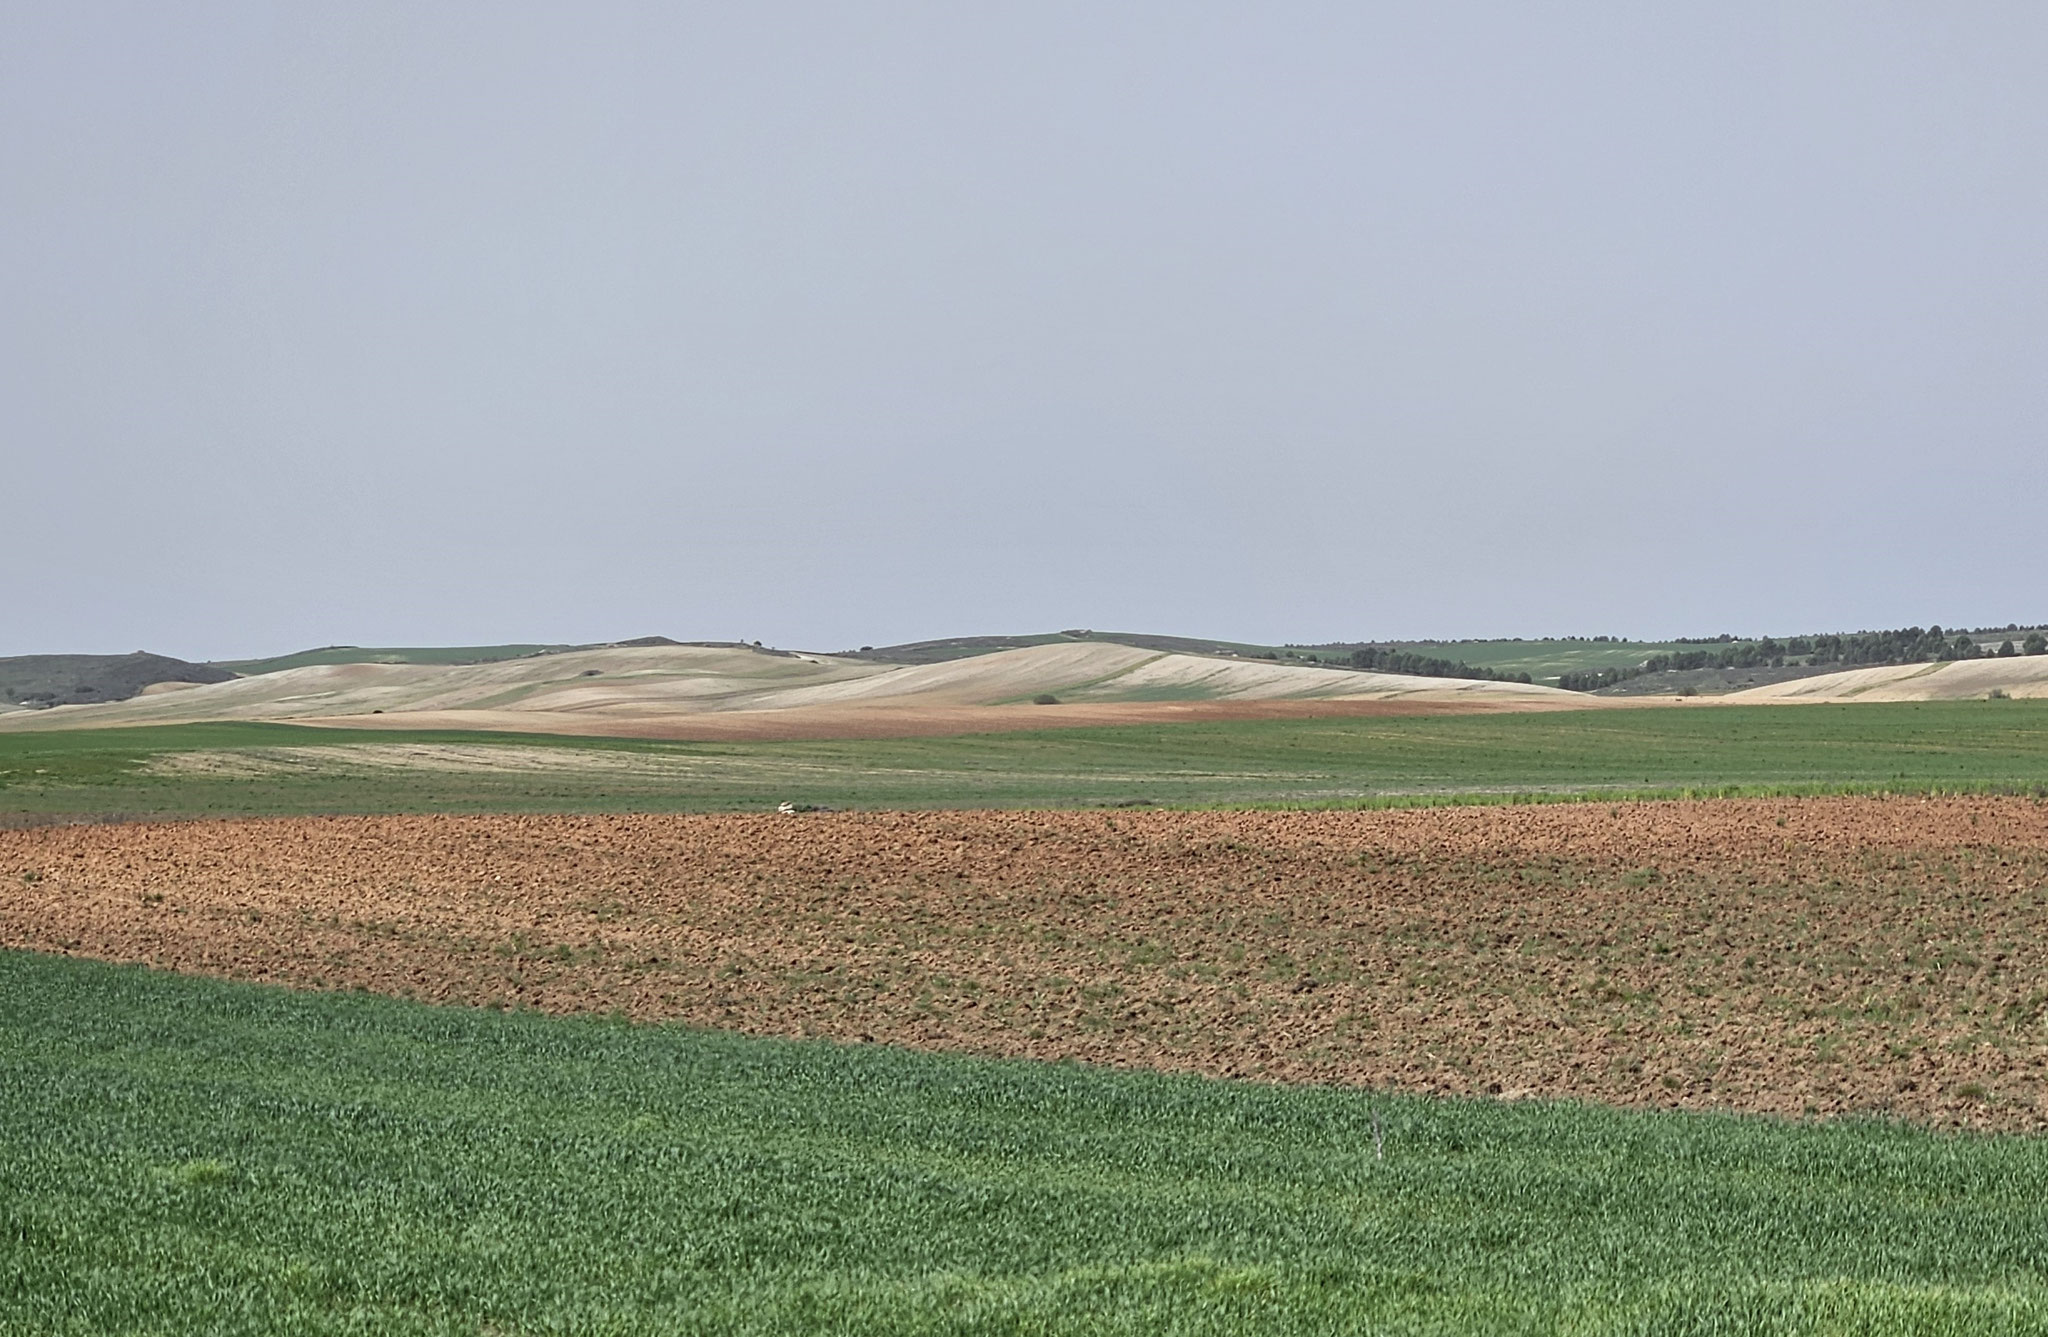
[0,652,234,710]
[1723,656,2048,702]
[0,642,1581,741]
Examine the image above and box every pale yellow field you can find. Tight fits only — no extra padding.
[1725,656,2048,702]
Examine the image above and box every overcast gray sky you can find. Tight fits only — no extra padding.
[6,3,2045,659]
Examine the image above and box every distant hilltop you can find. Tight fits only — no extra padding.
[0,652,233,710]
[5,622,2046,716]
[0,639,1575,740]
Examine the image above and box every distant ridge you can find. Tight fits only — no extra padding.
[213,644,576,675]
[848,630,1283,665]
[0,652,234,710]
[217,636,794,675]
[0,640,1576,739]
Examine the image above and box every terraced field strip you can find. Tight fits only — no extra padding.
[8,796,2048,1129]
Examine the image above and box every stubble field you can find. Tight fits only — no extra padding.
[9,794,2047,1131]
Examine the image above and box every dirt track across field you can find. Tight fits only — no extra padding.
[6,797,2048,1129]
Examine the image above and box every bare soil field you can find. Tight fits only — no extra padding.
[6,797,2047,1129]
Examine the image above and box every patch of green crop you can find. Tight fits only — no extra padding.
[2,949,2046,1333]
[5,702,2048,822]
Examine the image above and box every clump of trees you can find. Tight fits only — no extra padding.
[1560,625,2048,692]
[1557,667,1634,692]
[1347,648,1532,684]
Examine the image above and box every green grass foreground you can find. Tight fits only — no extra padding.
[6,700,2048,821]
[3,951,2046,1334]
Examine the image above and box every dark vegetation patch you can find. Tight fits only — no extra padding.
[1562,625,2048,693]
[0,652,234,709]
[1594,663,1851,697]
[840,621,2048,690]
[1338,646,1532,683]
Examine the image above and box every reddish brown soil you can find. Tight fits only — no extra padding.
[6,796,2048,1129]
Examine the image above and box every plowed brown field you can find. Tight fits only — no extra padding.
[7,797,2048,1129]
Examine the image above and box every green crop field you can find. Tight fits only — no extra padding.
[3,949,2043,1334]
[11,707,2048,1333]
[3,701,2048,823]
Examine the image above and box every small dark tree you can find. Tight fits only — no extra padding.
[1999,640,2018,658]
